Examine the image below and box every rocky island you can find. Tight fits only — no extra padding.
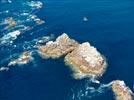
[8,51,33,66]
[38,33,107,79]
[38,33,79,59]
[65,42,107,79]
[111,80,133,100]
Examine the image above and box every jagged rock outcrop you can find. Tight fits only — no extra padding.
[38,33,79,59]
[111,80,133,100]
[8,51,33,66]
[65,42,107,79]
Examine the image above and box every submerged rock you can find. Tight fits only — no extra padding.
[5,17,17,29]
[65,42,107,79]
[8,51,33,66]
[35,18,45,25]
[111,80,133,100]
[38,33,79,59]
[83,17,89,22]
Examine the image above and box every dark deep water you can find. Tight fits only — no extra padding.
[0,0,134,100]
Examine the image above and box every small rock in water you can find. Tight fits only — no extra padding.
[8,51,33,66]
[111,80,133,100]
[8,0,12,3]
[83,17,88,22]
[4,17,17,29]
[35,18,45,25]
[37,34,54,44]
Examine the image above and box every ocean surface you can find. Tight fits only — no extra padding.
[0,0,134,100]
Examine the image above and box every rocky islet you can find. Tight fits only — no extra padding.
[38,33,79,59]
[37,33,133,100]
[2,33,133,100]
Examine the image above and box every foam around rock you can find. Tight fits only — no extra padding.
[111,80,133,100]
[65,42,107,79]
[38,33,79,59]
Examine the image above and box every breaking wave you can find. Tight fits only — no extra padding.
[0,0,55,71]
[0,0,45,46]
[69,79,112,100]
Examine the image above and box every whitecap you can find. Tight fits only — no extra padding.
[0,67,9,72]
[90,78,100,84]
[7,0,12,3]
[27,1,43,9]
[83,17,88,22]
[0,30,21,45]
[69,80,112,100]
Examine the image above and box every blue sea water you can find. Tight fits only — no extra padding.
[0,0,134,100]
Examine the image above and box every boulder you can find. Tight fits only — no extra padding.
[65,42,107,79]
[38,33,79,59]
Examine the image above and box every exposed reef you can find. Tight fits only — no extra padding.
[65,42,107,79]
[27,1,43,9]
[111,80,133,100]
[38,33,107,79]
[8,51,33,66]
[5,17,17,29]
[38,33,79,59]
[1,31,134,100]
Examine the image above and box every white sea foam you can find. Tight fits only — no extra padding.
[27,1,43,9]
[0,30,21,45]
[21,34,55,59]
[70,80,112,100]
[83,17,88,22]
[20,13,29,16]
[90,78,100,84]
[0,67,9,72]
[1,0,11,3]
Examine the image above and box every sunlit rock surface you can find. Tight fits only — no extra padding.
[65,42,107,79]
[4,17,17,29]
[8,51,33,66]
[38,33,79,59]
[111,80,133,100]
